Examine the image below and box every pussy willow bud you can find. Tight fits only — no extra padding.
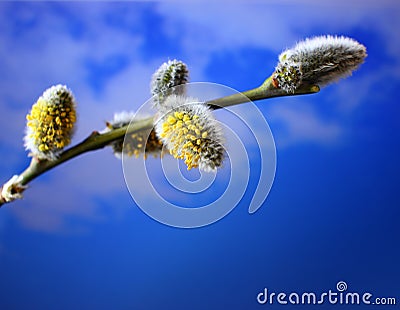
[104,112,163,159]
[0,175,26,203]
[150,59,189,105]
[273,35,367,92]
[24,85,76,160]
[155,95,225,172]
[272,60,302,93]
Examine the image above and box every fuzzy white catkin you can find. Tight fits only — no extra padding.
[150,59,189,105]
[280,35,367,85]
[0,175,25,202]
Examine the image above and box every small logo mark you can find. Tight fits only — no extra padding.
[336,281,348,292]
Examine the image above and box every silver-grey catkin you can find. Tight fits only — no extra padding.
[278,35,367,86]
[150,59,189,105]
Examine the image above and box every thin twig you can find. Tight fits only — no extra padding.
[0,77,319,207]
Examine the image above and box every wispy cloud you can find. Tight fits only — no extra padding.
[267,102,342,148]
[0,2,155,232]
[10,151,129,233]
[156,0,398,149]
[0,1,395,232]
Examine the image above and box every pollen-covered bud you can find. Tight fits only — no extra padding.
[104,112,163,159]
[0,175,26,203]
[155,95,225,172]
[150,59,189,105]
[272,60,302,93]
[24,85,77,160]
[275,35,366,88]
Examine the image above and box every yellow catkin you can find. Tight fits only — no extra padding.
[106,112,164,159]
[113,129,163,159]
[155,95,225,171]
[160,111,212,170]
[25,85,76,160]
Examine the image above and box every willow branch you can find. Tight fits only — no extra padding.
[0,77,319,207]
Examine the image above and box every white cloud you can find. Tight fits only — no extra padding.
[0,3,150,232]
[9,151,131,233]
[156,1,396,53]
[0,1,398,232]
[154,0,396,150]
[266,101,342,148]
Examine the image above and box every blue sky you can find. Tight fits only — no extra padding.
[0,1,399,309]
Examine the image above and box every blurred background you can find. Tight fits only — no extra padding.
[0,1,399,309]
